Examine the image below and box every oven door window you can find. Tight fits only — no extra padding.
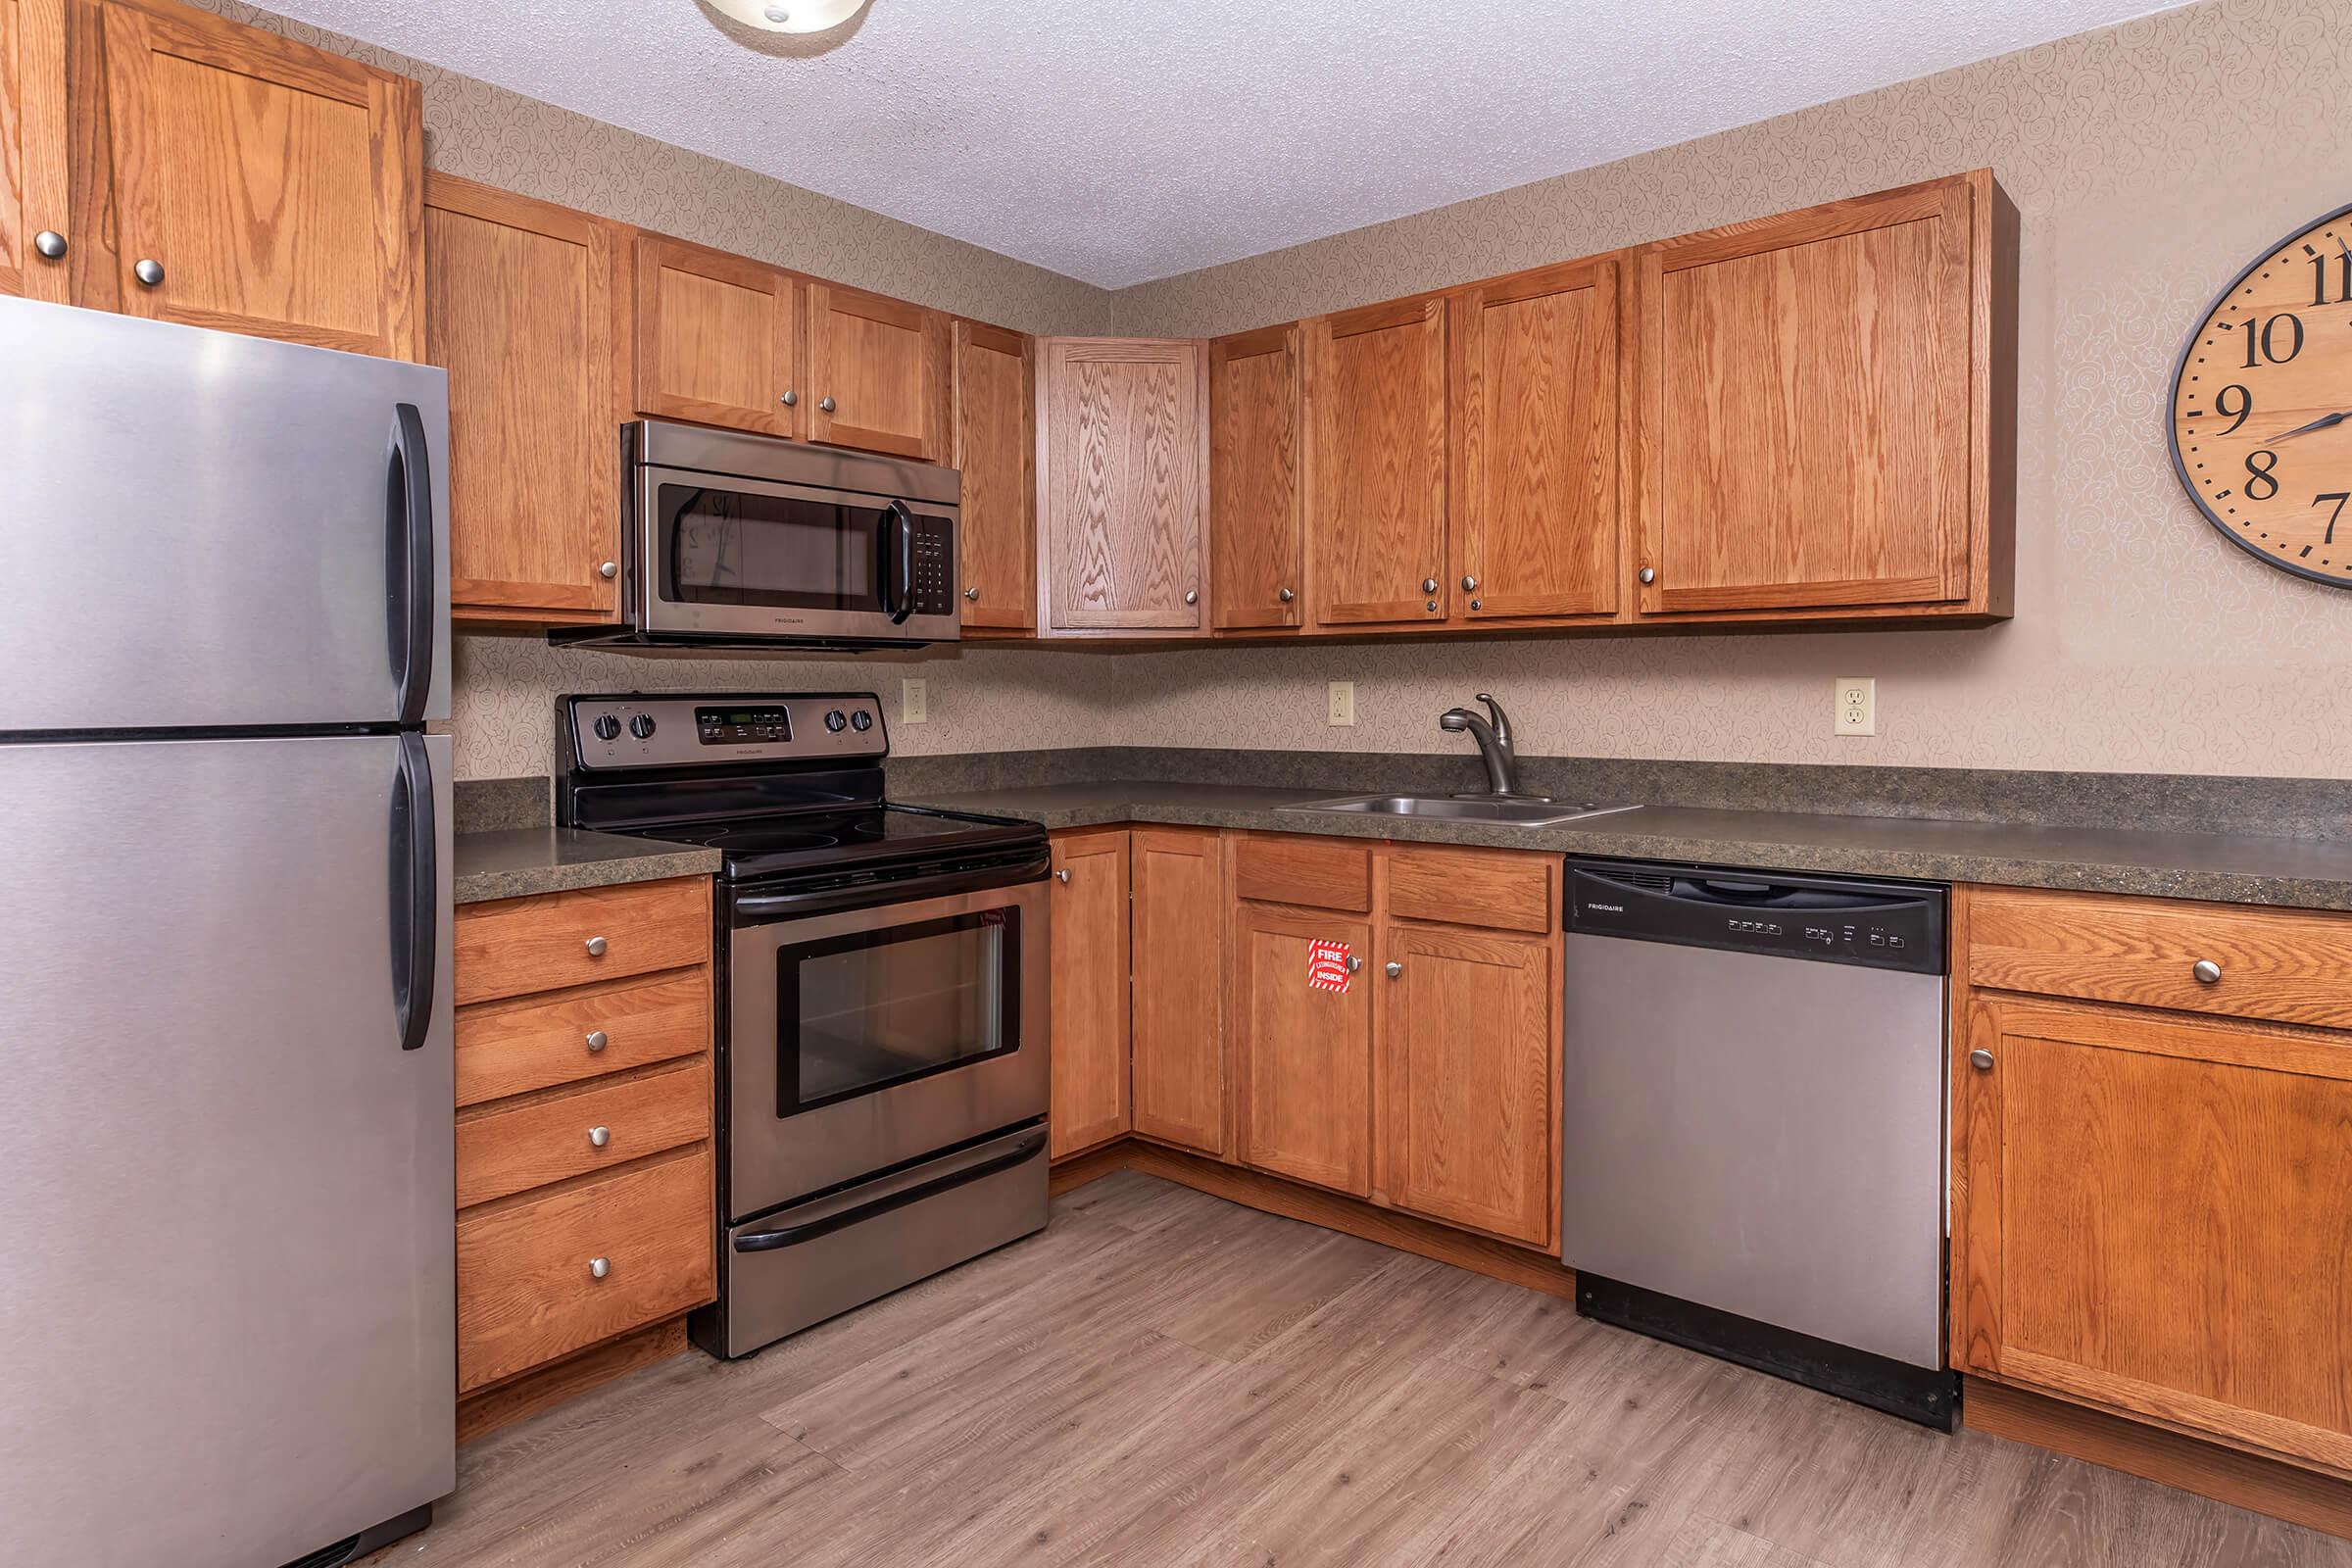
[776,907,1020,1115]
[660,484,905,612]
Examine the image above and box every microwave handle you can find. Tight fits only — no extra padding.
[881,499,915,625]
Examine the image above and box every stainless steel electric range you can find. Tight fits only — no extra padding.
[558,692,1052,1358]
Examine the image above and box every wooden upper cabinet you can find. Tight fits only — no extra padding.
[1377,923,1553,1247]
[1129,827,1224,1156]
[1048,830,1132,1158]
[1232,900,1372,1197]
[951,319,1035,630]
[1209,323,1304,629]
[1448,258,1619,622]
[1037,337,1208,635]
[1955,996,2352,1474]
[633,231,801,438]
[1309,296,1447,626]
[808,282,947,460]
[425,175,622,625]
[0,0,70,303]
[93,0,422,357]
[1634,172,2003,617]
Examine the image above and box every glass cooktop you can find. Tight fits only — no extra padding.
[612,804,1043,881]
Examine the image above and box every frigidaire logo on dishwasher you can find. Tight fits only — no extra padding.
[1586,902,1626,913]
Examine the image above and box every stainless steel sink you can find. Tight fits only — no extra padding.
[1281,795,1642,828]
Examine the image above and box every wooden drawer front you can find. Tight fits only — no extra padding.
[1233,835,1372,911]
[1969,887,2352,1031]
[457,1060,710,1209]
[455,878,707,1005]
[456,972,709,1107]
[458,1151,713,1392]
[1386,846,1553,934]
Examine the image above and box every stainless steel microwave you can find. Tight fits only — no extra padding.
[557,419,961,651]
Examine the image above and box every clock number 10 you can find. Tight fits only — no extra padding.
[2228,313,2305,368]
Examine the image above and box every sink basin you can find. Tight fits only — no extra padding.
[1281,795,1642,828]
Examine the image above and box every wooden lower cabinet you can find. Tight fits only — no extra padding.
[1955,992,2352,1476]
[1129,827,1225,1154]
[1048,829,1131,1156]
[1232,901,1374,1197]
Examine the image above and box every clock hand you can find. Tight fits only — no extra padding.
[2261,409,2352,443]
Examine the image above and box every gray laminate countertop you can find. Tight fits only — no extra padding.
[902,780,2352,910]
[454,826,722,906]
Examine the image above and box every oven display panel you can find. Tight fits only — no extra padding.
[697,706,792,744]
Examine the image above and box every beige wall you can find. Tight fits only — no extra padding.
[225,0,2352,781]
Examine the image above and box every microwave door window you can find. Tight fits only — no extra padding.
[661,486,877,611]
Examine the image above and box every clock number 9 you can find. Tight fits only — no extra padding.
[2233,313,2305,369]
[2244,449,2280,502]
[2214,383,2252,435]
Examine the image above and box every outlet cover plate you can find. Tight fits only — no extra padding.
[902,677,928,724]
[1834,677,1875,737]
[1327,681,1355,727]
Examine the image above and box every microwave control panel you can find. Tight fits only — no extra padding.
[564,693,887,770]
[908,513,954,616]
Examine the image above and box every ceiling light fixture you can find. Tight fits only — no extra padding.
[705,0,874,33]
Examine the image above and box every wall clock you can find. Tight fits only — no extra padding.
[2169,201,2352,588]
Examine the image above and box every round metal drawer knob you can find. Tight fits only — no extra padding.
[1054,868,1071,884]
[599,561,618,579]
[1421,577,1440,594]
[1639,566,1657,585]
[818,396,837,413]
[33,230,68,261]
[1346,955,1363,973]
[1277,587,1295,603]
[588,1125,612,1149]
[964,586,981,601]
[780,390,799,407]
[133,258,165,287]
[1385,961,1403,978]
[1461,575,1479,592]
[2192,958,2222,985]
[588,1256,612,1281]
[584,935,609,957]
[584,1029,610,1053]
[1969,1048,1995,1072]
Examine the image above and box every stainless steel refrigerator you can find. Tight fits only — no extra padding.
[0,297,455,1568]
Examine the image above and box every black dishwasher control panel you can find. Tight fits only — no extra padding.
[1565,858,1947,975]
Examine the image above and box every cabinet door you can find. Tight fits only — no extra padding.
[1233,902,1372,1196]
[1309,296,1446,626]
[1038,337,1208,634]
[1449,258,1619,622]
[633,232,801,438]
[1048,830,1130,1158]
[425,176,621,625]
[1377,924,1554,1246]
[808,282,947,459]
[1130,827,1224,1155]
[1634,177,1974,614]
[96,0,422,357]
[1209,323,1303,629]
[1956,997,2352,1473]
[952,319,1035,630]
[0,0,70,303]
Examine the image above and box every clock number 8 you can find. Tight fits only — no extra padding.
[2244,449,2280,502]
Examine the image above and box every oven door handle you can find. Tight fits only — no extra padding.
[733,1130,1049,1252]
[731,852,1051,923]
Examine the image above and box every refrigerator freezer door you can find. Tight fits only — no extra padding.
[0,296,450,730]
[0,735,455,1568]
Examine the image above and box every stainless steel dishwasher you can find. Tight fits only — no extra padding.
[1559,858,1957,1429]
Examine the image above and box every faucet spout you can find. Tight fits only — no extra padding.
[1439,707,1517,797]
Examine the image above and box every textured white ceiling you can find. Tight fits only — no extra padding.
[270,0,2181,287]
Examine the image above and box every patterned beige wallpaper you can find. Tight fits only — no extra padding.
[228,0,2352,781]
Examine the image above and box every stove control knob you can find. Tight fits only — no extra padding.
[824,710,848,733]
[628,713,657,740]
[850,710,873,732]
[592,714,621,741]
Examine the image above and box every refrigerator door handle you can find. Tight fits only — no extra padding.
[388,404,435,724]
[390,732,437,1053]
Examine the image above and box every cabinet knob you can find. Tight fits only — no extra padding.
[1184,589,1199,606]
[1054,867,1071,884]
[1470,598,1483,611]
[964,586,981,601]
[1425,600,1438,612]
[780,390,799,407]
[1385,961,1403,978]
[1421,577,1440,594]
[1346,955,1363,973]
[2192,958,2222,985]
[584,1029,610,1053]
[588,1125,612,1149]
[1277,587,1295,604]
[33,230,67,261]
[1639,566,1657,585]
[1969,1048,1994,1072]
[818,395,837,413]
[133,258,165,288]
[584,935,609,957]
[588,1256,612,1281]
[599,561,618,579]
[1461,575,1479,592]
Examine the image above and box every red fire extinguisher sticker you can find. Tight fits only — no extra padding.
[1306,939,1352,994]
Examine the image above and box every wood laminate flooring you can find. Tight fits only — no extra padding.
[375,1172,2352,1567]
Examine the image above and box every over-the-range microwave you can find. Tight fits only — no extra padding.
[553,419,960,652]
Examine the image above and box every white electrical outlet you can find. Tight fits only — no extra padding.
[1327,681,1355,727]
[1834,677,1876,737]
[902,677,928,724]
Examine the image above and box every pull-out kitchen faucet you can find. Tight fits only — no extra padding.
[1439,693,1544,801]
